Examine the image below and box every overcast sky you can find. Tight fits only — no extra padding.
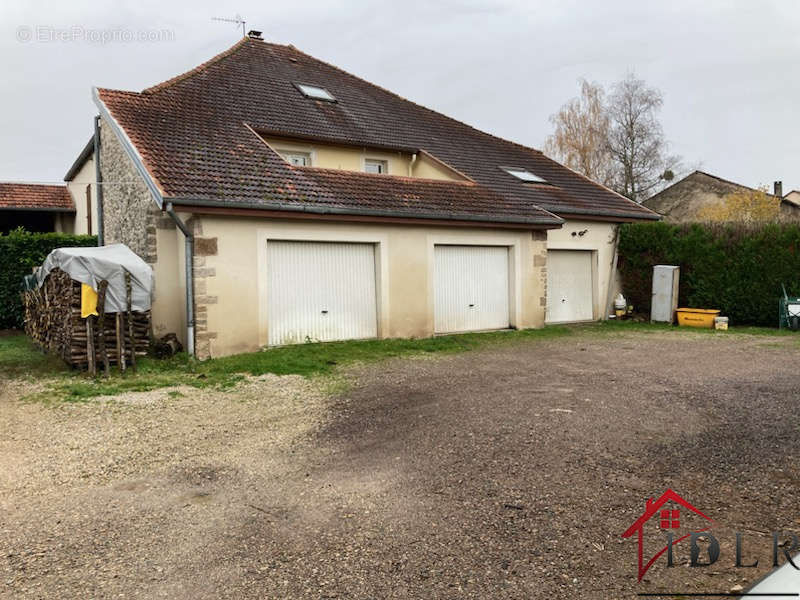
[2,0,799,194]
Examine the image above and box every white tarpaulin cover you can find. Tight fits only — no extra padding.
[36,244,153,312]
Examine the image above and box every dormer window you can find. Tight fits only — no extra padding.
[295,83,336,102]
[365,159,388,175]
[280,151,312,166]
[500,166,546,183]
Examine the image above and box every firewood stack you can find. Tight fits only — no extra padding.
[22,267,150,372]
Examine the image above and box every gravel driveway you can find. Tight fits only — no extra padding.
[2,329,800,599]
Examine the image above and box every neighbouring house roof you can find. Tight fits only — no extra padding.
[0,182,75,211]
[642,170,800,223]
[63,137,95,182]
[783,190,800,207]
[94,37,658,226]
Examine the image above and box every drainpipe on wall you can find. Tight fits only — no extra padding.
[408,152,417,177]
[93,115,105,246]
[165,202,195,357]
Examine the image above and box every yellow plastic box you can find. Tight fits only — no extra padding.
[676,308,720,328]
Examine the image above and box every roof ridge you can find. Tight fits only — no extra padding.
[693,169,778,195]
[0,181,68,188]
[141,37,256,94]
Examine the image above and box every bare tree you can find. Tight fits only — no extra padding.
[544,79,614,187]
[605,74,680,202]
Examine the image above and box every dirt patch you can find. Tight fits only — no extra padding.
[1,330,799,599]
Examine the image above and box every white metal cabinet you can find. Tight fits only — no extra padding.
[434,245,510,333]
[267,241,377,345]
[546,250,594,323]
[651,265,680,323]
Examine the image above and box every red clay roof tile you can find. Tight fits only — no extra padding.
[0,183,74,211]
[96,39,658,224]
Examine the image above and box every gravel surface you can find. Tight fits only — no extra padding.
[2,330,799,599]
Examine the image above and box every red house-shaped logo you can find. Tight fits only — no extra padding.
[621,489,714,581]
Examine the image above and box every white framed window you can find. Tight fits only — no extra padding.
[295,83,336,102]
[364,159,388,175]
[280,151,312,167]
[500,166,546,183]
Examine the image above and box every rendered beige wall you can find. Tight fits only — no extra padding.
[179,216,547,358]
[547,220,618,320]
[150,219,185,342]
[66,158,97,235]
[261,136,467,181]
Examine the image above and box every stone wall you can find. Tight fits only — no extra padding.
[532,230,548,310]
[99,119,159,263]
[186,217,218,359]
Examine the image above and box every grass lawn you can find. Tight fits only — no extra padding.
[0,321,794,402]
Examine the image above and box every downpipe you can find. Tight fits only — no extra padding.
[165,202,195,357]
[93,116,104,246]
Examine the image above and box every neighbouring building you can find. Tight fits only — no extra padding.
[643,170,800,223]
[1,138,98,235]
[63,137,98,236]
[91,32,658,359]
[784,189,800,208]
[0,182,76,233]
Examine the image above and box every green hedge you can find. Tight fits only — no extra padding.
[618,222,800,326]
[0,228,97,329]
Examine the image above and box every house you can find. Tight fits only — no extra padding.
[63,136,99,236]
[643,170,800,222]
[91,32,658,358]
[0,182,75,233]
[784,189,800,207]
[0,138,98,235]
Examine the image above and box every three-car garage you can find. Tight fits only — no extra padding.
[262,231,601,347]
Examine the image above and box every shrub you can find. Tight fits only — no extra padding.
[0,228,97,329]
[617,222,800,326]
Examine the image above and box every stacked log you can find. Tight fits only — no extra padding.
[22,268,150,371]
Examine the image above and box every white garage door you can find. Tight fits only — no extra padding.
[546,250,594,323]
[267,241,377,345]
[434,245,510,334]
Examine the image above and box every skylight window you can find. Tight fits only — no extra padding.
[500,166,547,183]
[295,83,336,102]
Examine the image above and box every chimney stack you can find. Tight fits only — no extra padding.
[775,181,783,197]
[247,30,263,40]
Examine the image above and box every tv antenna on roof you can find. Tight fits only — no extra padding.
[212,14,246,38]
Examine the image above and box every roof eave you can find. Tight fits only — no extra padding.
[63,137,95,182]
[544,205,661,222]
[0,206,76,213]
[166,196,564,228]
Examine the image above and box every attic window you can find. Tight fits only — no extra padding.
[296,83,336,102]
[500,166,546,183]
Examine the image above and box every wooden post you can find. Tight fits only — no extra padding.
[116,313,126,373]
[126,271,136,371]
[86,317,96,376]
[96,280,110,377]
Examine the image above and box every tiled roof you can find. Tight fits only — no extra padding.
[96,38,658,225]
[0,183,74,211]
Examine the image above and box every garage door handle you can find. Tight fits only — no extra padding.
[468,304,474,308]
[321,310,328,314]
